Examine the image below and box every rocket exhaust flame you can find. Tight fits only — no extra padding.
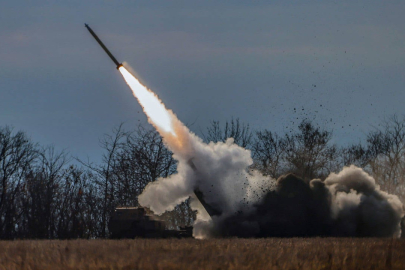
[118,66,176,136]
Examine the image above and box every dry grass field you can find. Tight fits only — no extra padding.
[0,238,404,270]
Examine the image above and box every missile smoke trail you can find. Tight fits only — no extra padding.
[85,24,404,238]
[117,65,403,239]
[118,66,196,157]
[118,65,275,238]
[119,67,176,136]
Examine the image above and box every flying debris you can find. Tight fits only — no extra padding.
[84,23,123,69]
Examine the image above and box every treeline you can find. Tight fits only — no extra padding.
[207,117,405,201]
[1,116,405,239]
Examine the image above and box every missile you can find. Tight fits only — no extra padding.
[85,23,123,69]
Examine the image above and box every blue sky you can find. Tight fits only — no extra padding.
[1,1,404,161]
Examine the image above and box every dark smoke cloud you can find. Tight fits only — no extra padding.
[214,166,403,238]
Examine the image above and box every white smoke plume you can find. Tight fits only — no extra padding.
[138,129,276,238]
[119,66,403,238]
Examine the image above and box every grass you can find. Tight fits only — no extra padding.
[0,238,403,269]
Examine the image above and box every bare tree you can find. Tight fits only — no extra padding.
[112,125,176,207]
[204,118,253,148]
[365,115,405,202]
[0,126,38,239]
[340,143,370,168]
[18,146,69,238]
[283,120,338,181]
[38,146,69,238]
[77,123,128,238]
[251,130,286,178]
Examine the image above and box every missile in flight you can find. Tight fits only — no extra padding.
[85,23,123,69]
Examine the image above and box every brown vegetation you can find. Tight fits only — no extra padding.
[0,238,404,270]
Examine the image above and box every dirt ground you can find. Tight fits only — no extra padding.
[0,238,404,269]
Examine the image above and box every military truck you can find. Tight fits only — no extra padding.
[108,160,221,239]
[108,207,193,238]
